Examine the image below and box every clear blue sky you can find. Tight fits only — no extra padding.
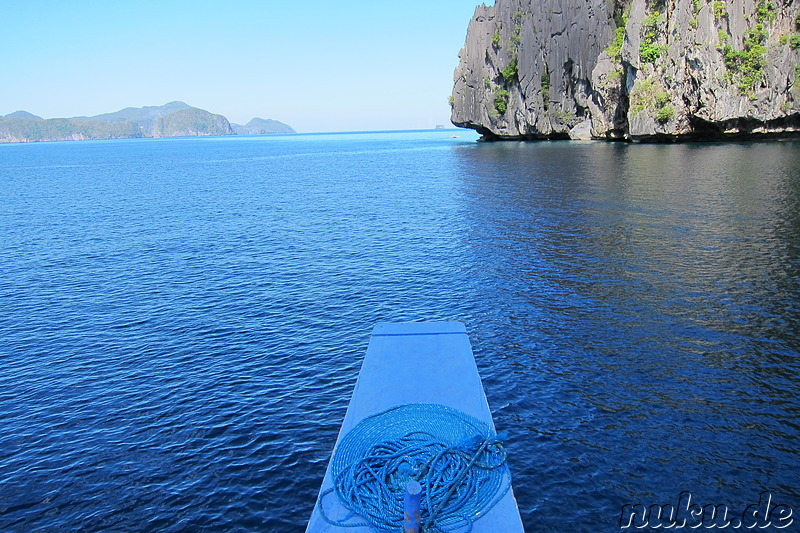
[0,1,485,133]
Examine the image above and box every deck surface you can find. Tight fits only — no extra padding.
[306,321,524,532]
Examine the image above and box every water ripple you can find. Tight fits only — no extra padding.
[0,134,798,531]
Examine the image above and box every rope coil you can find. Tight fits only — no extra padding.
[318,403,511,532]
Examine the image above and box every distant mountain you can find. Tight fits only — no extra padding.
[0,102,295,143]
[231,118,295,135]
[0,117,142,143]
[3,111,43,120]
[73,102,198,137]
[71,101,229,137]
[73,101,192,124]
[151,108,233,137]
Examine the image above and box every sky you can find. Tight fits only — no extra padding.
[0,1,486,133]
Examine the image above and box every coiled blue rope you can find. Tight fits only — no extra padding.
[318,403,511,532]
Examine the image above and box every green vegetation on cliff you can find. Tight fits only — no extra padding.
[606,26,626,62]
[494,87,510,114]
[630,80,675,124]
[640,11,666,64]
[501,57,519,84]
[720,0,774,95]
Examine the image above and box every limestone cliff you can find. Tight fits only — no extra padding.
[451,0,800,141]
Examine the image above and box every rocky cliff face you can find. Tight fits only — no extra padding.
[451,0,800,141]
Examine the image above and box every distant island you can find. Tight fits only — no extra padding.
[0,101,295,143]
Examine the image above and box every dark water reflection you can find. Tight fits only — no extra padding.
[450,141,800,530]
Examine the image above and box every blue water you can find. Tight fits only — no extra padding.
[1,131,798,531]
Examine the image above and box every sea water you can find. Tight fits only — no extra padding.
[1,131,798,531]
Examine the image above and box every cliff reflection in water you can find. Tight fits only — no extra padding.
[450,140,800,530]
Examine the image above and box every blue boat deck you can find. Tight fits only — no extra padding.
[306,321,523,532]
